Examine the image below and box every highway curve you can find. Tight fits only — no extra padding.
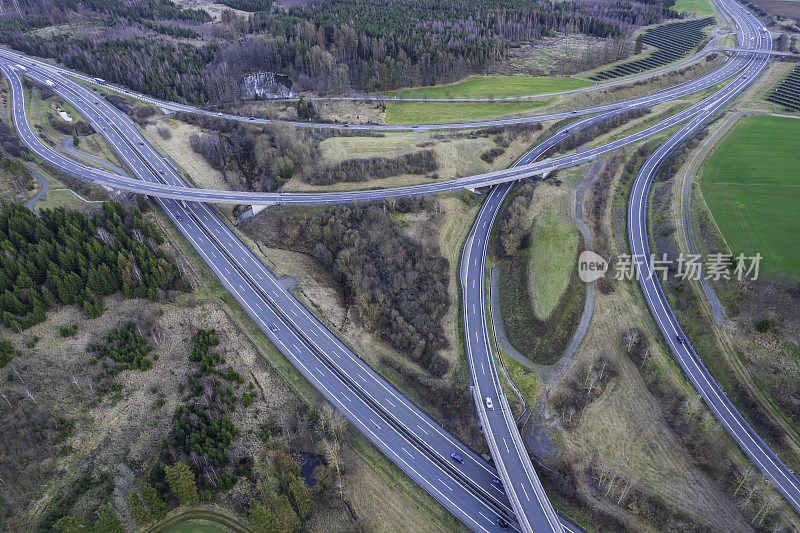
[0,0,793,527]
[627,4,800,515]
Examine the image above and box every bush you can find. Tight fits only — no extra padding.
[59,325,78,337]
[756,319,770,333]
[88,323,154,373]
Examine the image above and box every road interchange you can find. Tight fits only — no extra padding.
[2,0,799,527]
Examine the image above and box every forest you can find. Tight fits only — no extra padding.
[0,200,183,331]
[244,199,451,376]
[0,0,682,102]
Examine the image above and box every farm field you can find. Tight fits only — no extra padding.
[700,115,800,280]
[384,98,555,124]
[381,75,593,99]
[672,0,716,15]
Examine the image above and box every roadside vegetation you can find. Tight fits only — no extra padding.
[384,98,555,124]
[533,137,797,531]
[651,110,800,480]
[494,181,586,365]
[0,194,459,532]
[381,75,593,99]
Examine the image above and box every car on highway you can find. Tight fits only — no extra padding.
[269,323,279,333]
[450,452,463,463]
[343,123,349,127]
[485,397,493,410]
[492,477,503,489]
[676,334,685,344]
[411,124,419,128]
[175,213,182,221]
[496,517,509,529]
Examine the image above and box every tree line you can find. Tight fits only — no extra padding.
[0,0,681,103]
[0,200,183,332]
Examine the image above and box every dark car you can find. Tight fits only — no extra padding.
[497,517,509,529]
[492,477,503,489]
[269,323,279,333]
[450,452,464,463]
[676,334,685,344]
[175,213,182,221]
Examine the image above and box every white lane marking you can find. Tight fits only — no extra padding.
[519,482,531,501]
[416,424,429,435]
[503,437,510,453]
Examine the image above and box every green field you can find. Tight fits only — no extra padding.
[530,209,579,319]
[672,0,716,15]
[700,115,800,280]
[384,98,555,124]
[382,75,593,99]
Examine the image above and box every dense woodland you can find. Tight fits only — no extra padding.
[1,0,681,102]
[0,201,183,331]
[244,199,451,376]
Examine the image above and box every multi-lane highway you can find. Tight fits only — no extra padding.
[1,57,557,533]
[460,0,799,526]
[628,4,800,514]
[0,33,741,133]
[2,0,799,527]
[0,50,756,207]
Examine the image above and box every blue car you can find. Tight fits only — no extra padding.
[450,452,463,463]
[492,477,503,489]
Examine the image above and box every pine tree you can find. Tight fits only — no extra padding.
[127,490,151,527]
[141,483,168,520]
[164,461,200,506]
[288,475,313,519]
[91,508,124,533]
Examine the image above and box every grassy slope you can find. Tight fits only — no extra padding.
[700,115,800,281]
[385,98,555,124]
[672,0,716,16]
[529,199,579,319]
[382,75,592,99]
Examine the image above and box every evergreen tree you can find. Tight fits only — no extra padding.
[164,461,199,506]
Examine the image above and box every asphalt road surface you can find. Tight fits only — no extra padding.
[628,4,800,516]
[1,0,795,527]
[1,46,588,533]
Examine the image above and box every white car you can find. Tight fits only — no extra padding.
[485,397,493,410]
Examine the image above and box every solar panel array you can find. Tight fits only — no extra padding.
[766,65,800,112]
[589,17,716,81]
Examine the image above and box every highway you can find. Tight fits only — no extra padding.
[628,2,800,515]
[0,48,757,207]
[456,0,783,527]
[0,34,746,133]
[1,0,798,526]
[1,46,586,533]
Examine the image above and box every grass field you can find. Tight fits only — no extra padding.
[700,115,800,280]
[384,98,555,124]
[381,75,593,99]
[672,0,716,15]
[529,201,579,319]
